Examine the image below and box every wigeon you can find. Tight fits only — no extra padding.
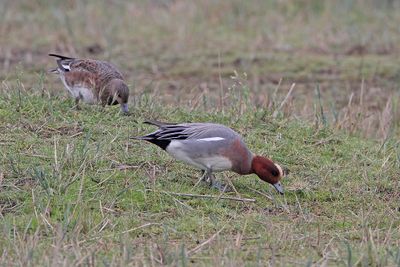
[48,54,129,114]
[134,120,286,194]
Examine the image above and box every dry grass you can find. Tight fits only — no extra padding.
[1,89,399,266]
[1,0,400,266]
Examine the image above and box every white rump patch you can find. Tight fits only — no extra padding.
[197,137,225,142]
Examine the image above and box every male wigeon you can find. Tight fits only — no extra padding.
[48,54,129,114]
[135,120,286,194]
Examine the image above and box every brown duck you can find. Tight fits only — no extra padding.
[48,54,129,114]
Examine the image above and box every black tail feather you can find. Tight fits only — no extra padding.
[131,134,171,150]
[48,53,75,60]
[132,120,180,150]
[49,53,74,72]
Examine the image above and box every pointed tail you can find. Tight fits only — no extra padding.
[48,53,75,60]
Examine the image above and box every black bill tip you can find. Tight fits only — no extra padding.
[272,182,284,195]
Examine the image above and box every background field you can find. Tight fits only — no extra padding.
[0,0,399,266]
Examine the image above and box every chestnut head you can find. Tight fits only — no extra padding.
[251,155,286,194]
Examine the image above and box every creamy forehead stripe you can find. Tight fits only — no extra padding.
[275,163,284,177]
[197,137,225,141]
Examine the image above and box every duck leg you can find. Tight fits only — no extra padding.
[193,170,231,192]
[74,97,81,110]
[74,94,83,110]
[193,169,210,188]
[207,173,232,193]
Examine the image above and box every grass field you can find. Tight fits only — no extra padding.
[1,0,400,266]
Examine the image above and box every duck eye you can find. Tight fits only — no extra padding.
[271,170,279,177]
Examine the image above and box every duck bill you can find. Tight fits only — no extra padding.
[121,103,129,114]
[272,182,284,195]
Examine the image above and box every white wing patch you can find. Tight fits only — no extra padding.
[197,137,225,142]
[61,62,71,71]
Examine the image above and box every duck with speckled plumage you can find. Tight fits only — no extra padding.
[48,54,129,114]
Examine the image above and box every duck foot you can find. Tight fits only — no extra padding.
[74,98,81,110]
[193,170,209,188]
[194,170,232,192]
[210,179,232,193]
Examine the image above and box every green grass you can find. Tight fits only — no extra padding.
[0,88,399,266]
[2,0,399,139]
